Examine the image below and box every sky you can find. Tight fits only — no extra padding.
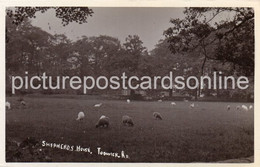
[31,7,186,51]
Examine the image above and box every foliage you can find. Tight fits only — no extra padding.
[123,35,148,76]
[5,8,254,100]
[164,7,254,76]
[6,7,93,26]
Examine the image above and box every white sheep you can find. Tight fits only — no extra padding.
[122,115,134,126]
[6,101,11,110]
[20,100,26,106]
[184,99,189,102]
[158,99,162,102]
[241,105,248,112]
[153,112,162,120]
[249,105,253,110]
[190,103,195,108]
[127,99,131,104]
[227,105,231,111]
[96,115,109,128]
[94,103,102,107]
[171,102,176,106]
[76,111,85,121]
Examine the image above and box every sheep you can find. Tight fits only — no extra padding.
[122,115,134,126]
[96,116,109,128]
[190,103,195,108]
[249,105,253,110]
[227,105,231,111]
[100,115,106,119]
[241,105,248,112]
[171,102,176,106]
[6,101,11,110]
[94,103,102,107]
[20,100,26,106]
[184,99,189,102]
[76,111,85,121]
[153,112,162,120]
[158,99,162,102]
[127,99,131,104]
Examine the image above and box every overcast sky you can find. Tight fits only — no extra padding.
[31,7,186,51]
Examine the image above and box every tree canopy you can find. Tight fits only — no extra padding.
[6,7,94,26]
[164,7,254,76]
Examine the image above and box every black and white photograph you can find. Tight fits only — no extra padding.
[4,1,258,164]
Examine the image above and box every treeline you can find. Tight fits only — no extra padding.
[5,8,254,101]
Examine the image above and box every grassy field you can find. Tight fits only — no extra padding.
[6,95,254,162]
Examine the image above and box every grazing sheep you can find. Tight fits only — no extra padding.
[227,105,231,111]
[184,99,189,102]
[6,101,11,110]
[20,100,26,106]
[122,115,134,126]
[76,111,85,121]
[94,103,102,107]
[249,105,253,110]
[241,105,248,112]
[158,99,162,102]
[171,102,176,106]
[127,99,131,104]
[100,115,106,119]
[96,116,109,128]
[153,112,162,120]
[190,103,195,108]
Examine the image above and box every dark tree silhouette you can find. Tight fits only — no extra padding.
[6,7,93,26]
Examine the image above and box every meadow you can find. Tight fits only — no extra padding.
[6,95,254,162]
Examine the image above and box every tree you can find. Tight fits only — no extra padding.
[6,7,94,94]
[6,7,93,26]
[164,7,254,76]
[164,7,254,99]
[6,16,57,94]
[6,16,54,75]
[73,35,122,78]
[48,34,73,75]
[123,35,147,76]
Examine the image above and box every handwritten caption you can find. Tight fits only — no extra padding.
[42,140,130,159]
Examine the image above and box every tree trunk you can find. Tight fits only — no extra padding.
[199,55,207,99]
[199,41,208,99]
[169,88,173,98]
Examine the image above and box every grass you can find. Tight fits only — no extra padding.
[6,95,254,162]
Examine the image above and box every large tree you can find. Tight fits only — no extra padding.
[6,16,54,75]
[123,35,148,76]
[164,7,254,76]
[164,7,254,99]
[73,35,122,78]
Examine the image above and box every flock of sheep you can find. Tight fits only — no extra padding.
[74,99,253,128]
[6,98,253,129]
[5,98,162,128]
[229,104,253,112]
[75,99,163,128]
[5,99,26,110]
